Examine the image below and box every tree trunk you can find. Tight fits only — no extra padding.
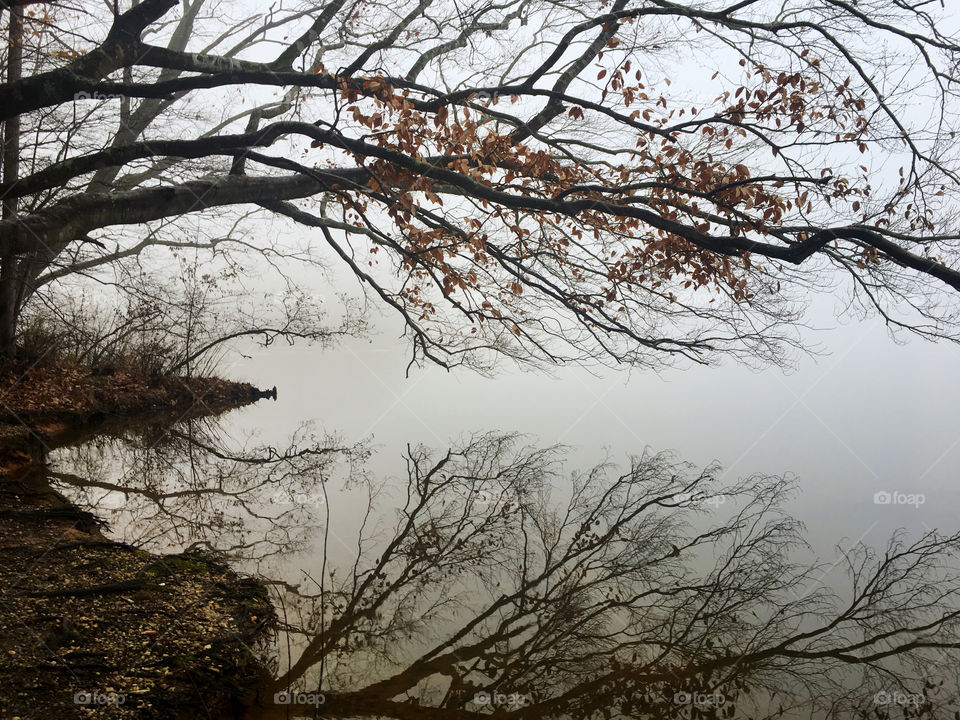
[0,5,23,364]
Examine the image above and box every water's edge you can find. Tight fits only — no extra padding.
[0,379,278,720]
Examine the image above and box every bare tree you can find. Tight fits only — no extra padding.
[0,0,957,367]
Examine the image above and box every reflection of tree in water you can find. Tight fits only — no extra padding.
[47,416,365,564]
[48,426,960,718]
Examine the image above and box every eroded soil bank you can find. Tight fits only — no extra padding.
[0,369,278,719]
[0,365,274,469]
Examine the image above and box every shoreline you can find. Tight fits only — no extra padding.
[0,365,273,469]
[0,367,278,719]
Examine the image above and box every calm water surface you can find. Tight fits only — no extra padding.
[42,315,960,718]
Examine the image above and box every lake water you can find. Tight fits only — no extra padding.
[44,309,960,718]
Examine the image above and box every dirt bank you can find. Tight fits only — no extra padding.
[0,365,273,471]
[0,368,278,719]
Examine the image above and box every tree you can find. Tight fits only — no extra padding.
[51,426,960,719]
[1,1,21,358]
[0,0,957,367]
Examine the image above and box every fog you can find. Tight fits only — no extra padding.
[218,291,960,569]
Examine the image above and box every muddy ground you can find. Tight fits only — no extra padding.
[0,369,277,719]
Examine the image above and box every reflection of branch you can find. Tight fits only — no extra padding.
[50,417,362,563]
[164,427,351,466]
[46,424,960,718]
[253,434,960,719]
